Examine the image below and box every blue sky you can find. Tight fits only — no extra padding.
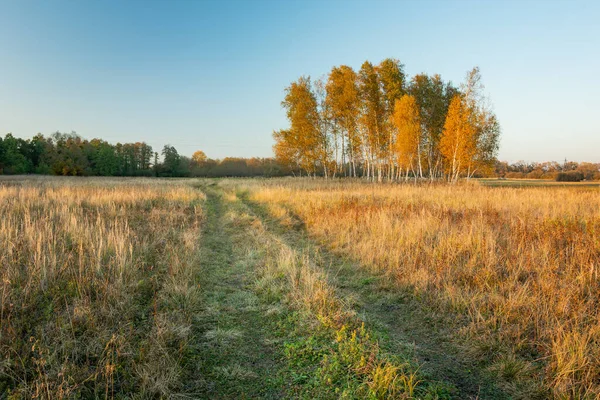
[1,0,598,162]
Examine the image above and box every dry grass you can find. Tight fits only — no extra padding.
[4,175,598,398]
[0,177,204,398]
[237,178,600,398]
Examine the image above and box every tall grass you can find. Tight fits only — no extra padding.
[240,178,600,398]
[0,177,204,398]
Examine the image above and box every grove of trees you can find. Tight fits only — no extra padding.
[495,160,600,181]
[273,59,501,181]
[0,132,290,177]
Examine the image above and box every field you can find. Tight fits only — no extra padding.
[479,178,600,188]
[0,177,205,398]
[1,176,599,399]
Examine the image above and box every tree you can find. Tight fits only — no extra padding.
[377,58,406,179]
[392,95,422,180]
[178,155,191,176]
[440,95,476,182]
[409,74,458,178]
[45,131,90,176]
[161,145,181,176]
[313,77,334,178]
[358,61,386,181]
[192,150,208,166]
[475,114,500,176]
[0,134,32,174]
[93,141,119,176]
[0,136,4,173]
[273,129,301,175]
[378,59,406,112]
[461,67,500,176]
[278,76,324,176]
[326,65,361,177]
[439,67,500,182]
[136,142,154,173]
[153,152,159,176]
[29,133,51,173]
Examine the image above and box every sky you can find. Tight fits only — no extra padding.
[1,0,599,163]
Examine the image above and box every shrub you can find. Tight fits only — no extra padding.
[555,171,584,182]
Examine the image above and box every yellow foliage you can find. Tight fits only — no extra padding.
[392,95,421,172]
[440,95,477,181]
[192,150,208,165]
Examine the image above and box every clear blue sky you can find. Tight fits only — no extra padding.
[1,0,598,162]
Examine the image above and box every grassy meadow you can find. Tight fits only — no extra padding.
[0,177,205,398]
[1,175,598,399]
[238,178,600,399]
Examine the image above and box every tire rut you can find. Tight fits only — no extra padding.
[186,186,286,399]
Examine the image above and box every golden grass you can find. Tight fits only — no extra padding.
[237,178,600,398]
[0,177,204,398]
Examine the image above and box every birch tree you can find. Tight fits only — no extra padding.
[409,74,458,178]
[440,95,476,182]
[377,58,406,179]
[358,61,385,181]
[278,76,327,176]
[326,65,361,177]
[461,67,500,177]
[392,95,422,180]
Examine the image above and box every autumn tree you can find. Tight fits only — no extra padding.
[358,61,386,181]
[277,60,500,182]
[409,74,458,178]
[275,76,327,176]
[273,129,300,173]
[440,95,476,182]
[392,95,422,180]
[439,67,500,181]
[326,65,361,177]
[377,58,406,179]
[47,131,89,176]
[313,77,334,178]
[192,150,208,166]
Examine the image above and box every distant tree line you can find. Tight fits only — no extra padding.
[3,131,595,181]
[273,59,501,182]
[0,132,290,177]
[495,160,600,181]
